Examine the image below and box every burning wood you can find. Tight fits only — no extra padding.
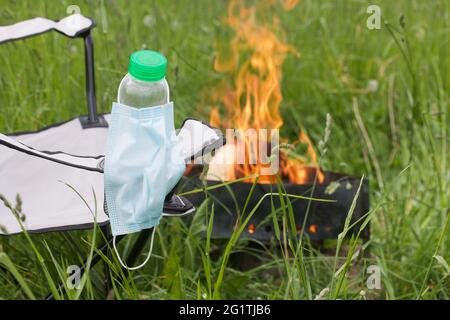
[182,1,370,244]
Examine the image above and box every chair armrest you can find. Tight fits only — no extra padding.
[0,14,95,45]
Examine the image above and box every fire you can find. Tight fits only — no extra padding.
[308,224,318,234]
[208,0,324,184]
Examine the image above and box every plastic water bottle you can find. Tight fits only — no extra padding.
[118,50,169,107]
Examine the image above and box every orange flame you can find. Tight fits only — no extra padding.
[209,0,324,184]
[308,224,318,234]
[248,223,256,234]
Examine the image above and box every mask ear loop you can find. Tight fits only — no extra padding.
[112,227,156,271]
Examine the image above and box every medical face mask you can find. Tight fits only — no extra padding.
[104,101,185,269]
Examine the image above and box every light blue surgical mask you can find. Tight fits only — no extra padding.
[104,101,185,269]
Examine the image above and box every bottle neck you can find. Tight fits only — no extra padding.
[118,73,169,107]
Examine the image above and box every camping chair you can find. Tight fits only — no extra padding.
[0,14,224,299]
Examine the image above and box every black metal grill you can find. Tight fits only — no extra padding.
[181,168,370,242]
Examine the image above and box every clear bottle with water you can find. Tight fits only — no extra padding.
[118,50,169,107]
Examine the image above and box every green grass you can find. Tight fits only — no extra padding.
[0,0,448,299]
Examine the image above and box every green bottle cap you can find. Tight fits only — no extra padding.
[128,50,167,81]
